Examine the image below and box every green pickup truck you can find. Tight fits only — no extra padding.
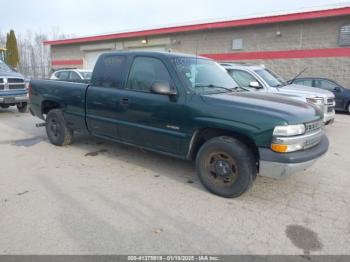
[29,51,329,198]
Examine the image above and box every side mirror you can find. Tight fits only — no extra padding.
[151,81,177,96]
[249,81,262,89]
[334,86,342,92]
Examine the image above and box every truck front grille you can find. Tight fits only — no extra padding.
[0,78,4,90]
[305,120,323,134]
[8,78,25,89]
[9,84,26,90]
[0,77,26,90]
[327,98,335,105]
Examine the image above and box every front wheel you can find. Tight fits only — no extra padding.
[347,103,350,114]
[46,109,73,146]
[0,104,10,109]
[17,102,28,113]
[196,136,256,198]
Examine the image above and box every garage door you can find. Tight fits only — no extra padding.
[84,51,105,70]
[84,47,167,69]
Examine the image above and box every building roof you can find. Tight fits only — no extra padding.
[44,4,350,46]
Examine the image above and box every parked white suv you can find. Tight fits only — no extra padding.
[50,69,92,83]
[221,63,336,124]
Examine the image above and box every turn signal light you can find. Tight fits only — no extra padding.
[271,144,289,153]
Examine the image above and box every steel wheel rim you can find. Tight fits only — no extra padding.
[48,118,61,138]
[204,151,239,187]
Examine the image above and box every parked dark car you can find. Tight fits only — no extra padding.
[289,77,350,113]
[29,51,329,198]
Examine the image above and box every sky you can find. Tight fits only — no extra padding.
[1,0,350,39]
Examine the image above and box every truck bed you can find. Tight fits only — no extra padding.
[30,80,89,132]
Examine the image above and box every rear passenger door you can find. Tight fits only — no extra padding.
[116,56,187,155]
[294,79,313,87]
[69,71,82,83]
[58,71,69,81]
[86,54,127,139]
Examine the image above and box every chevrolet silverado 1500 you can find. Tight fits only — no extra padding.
[29,52,329,198]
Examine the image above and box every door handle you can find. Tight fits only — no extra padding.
[120,97,129,105]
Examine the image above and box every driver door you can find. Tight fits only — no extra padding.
[229,70,263,91]
[116,56,187,156]
[314,79,343,109]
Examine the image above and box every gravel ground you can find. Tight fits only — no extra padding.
[0,108,349,255]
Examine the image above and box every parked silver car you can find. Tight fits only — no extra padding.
[221,63,335,124]
[50,69,92,83]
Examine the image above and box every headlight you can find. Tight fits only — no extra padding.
[307,98,324,106]
[273,124,305,137]
[272,124,306,153]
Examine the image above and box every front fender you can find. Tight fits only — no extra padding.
[193,117,274,147]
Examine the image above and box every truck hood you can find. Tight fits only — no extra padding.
[201,91,322,125]
[0,70,24,78]
[278,84,334,99]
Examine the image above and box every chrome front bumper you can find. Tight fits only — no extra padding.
[259,135,329,179]
[0,96,28,104]
[323,99,336,124]
[323,110,335,124]
[259,159,317,179]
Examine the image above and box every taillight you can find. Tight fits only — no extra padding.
[28,82,32,100]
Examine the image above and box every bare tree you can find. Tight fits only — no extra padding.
[6,28,75,79]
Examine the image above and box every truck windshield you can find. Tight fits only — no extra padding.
[254,69,287,88]
[171,57,240,94]
[0,60,13,73]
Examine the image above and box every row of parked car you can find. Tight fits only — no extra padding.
[1,52,349,198]
[50,62,349,125]
[1,57,347,121]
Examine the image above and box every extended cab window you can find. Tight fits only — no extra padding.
[91,55,126,88]
[126,57,172,93]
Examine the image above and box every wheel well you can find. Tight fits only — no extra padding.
[189,128,259,162]
[42,100,61,115]
[346,100,350,110]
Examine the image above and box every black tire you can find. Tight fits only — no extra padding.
[46,109,73,146]
[196,136,256,198]
[0,105,10,109]
[17,102,28,113]
[347,103,350,114]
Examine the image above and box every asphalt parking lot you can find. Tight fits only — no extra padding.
[0,108,349,255]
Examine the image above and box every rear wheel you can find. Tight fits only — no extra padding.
[17,102,28,113]
[347,103,350,114]
[196,136,256,198]
[46,109,73,146]
[0,104,10,109]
